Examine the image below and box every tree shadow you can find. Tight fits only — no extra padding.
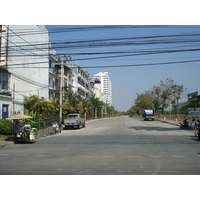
[128,126,180,132]
[4,136,14,142]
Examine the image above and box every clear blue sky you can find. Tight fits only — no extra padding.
[46,25,200,111]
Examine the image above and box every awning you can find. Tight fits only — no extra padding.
[6,114,33,120]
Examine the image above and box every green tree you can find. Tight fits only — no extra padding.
[186,94,200,108]
[128,78,186,117]
[170,84,184,115]
[24,95,60,120]
[134,90,154,115]
[87,95,105,119]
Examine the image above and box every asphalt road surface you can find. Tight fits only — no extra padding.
[0,117,200,175]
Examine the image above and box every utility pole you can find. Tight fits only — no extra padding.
[95,106,97,119]
[38,90,40,130]
[59,55,71,122]
[13,84,15,114]
[59,57,64,122]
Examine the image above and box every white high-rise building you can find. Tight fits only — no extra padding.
[93,72,112,106]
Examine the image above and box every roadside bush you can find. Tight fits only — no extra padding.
[0,119,13,135]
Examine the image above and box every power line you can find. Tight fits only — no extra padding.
[8,25,200,37]
[82,59,200,69]
[2,46,200,65]
[6,29,200,49]
[5,25,159,37]
[4,25,50,55]
[2,58,200,69]
[2,25,200,69]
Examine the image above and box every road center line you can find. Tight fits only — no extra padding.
[125,156,141,158]
[171,155,185,157]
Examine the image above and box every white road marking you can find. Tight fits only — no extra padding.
[149,156,162,158]
[125,156,141,158]
[171,155,185,157]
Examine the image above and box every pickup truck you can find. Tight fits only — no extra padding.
[64,114,85,129]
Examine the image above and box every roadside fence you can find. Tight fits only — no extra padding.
[30,119,59,139]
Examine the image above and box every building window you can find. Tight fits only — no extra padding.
[0,71,8,90]
[0,25,2,61]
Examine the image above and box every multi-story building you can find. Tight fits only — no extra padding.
[49,60,93,99]
[93,72,112,105]
[0,25,50,118]
[93,78,106,102]
[0,25,93,119]
[72,63,93,98]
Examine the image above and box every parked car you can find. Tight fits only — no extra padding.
[64,114,85,129]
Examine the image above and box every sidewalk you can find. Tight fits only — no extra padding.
[0,138,14,149]
[156,118,180,126]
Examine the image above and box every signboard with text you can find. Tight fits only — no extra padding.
[189,111,200,116]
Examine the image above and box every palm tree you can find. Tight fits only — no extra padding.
[88,95,105,119]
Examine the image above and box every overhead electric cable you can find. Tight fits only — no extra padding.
[1,59,200,69]
[81,59,200,69]
[4,25,50,56]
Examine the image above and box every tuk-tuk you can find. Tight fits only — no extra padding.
[15,124,37,144]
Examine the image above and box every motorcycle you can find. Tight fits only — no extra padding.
[194,120,200,140]
[52,122,62,134]
[194,126,199,137]
[179,121,189,130]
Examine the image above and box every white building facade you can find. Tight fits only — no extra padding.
[49,60,93,100]
[0,25,94,119]
[0,25,51,118]
[93,78,106,103]
[93,72,112,106]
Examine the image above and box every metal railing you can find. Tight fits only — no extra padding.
[29,119,59,138]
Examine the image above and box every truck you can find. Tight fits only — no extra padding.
[64,113,85,129]
[142,110,154,121]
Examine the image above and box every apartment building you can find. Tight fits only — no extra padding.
[93,78,106,102]
[0,25,50,118]
[0,25,93,119]
[93,72,112,105]
[49,60,93,99]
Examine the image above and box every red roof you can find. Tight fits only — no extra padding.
[94,78,101,82]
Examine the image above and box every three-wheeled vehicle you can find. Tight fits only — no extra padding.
[5,114,37,144]
[15,125,37,144]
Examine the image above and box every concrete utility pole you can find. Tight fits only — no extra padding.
[59,55,72,122]
[59,57,64,122]
[12,84,15,114]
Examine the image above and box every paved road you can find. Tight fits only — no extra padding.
[0,117,200,174]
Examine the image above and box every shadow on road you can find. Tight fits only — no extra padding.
[35,134,197,145]
[189,135,200,142]
[128,126,179,131]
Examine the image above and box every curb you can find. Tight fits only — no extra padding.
[155,118,180,126]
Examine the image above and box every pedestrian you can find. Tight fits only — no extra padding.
[14,121,20,143]
[189,119,197,130]
[197,120,200,141]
